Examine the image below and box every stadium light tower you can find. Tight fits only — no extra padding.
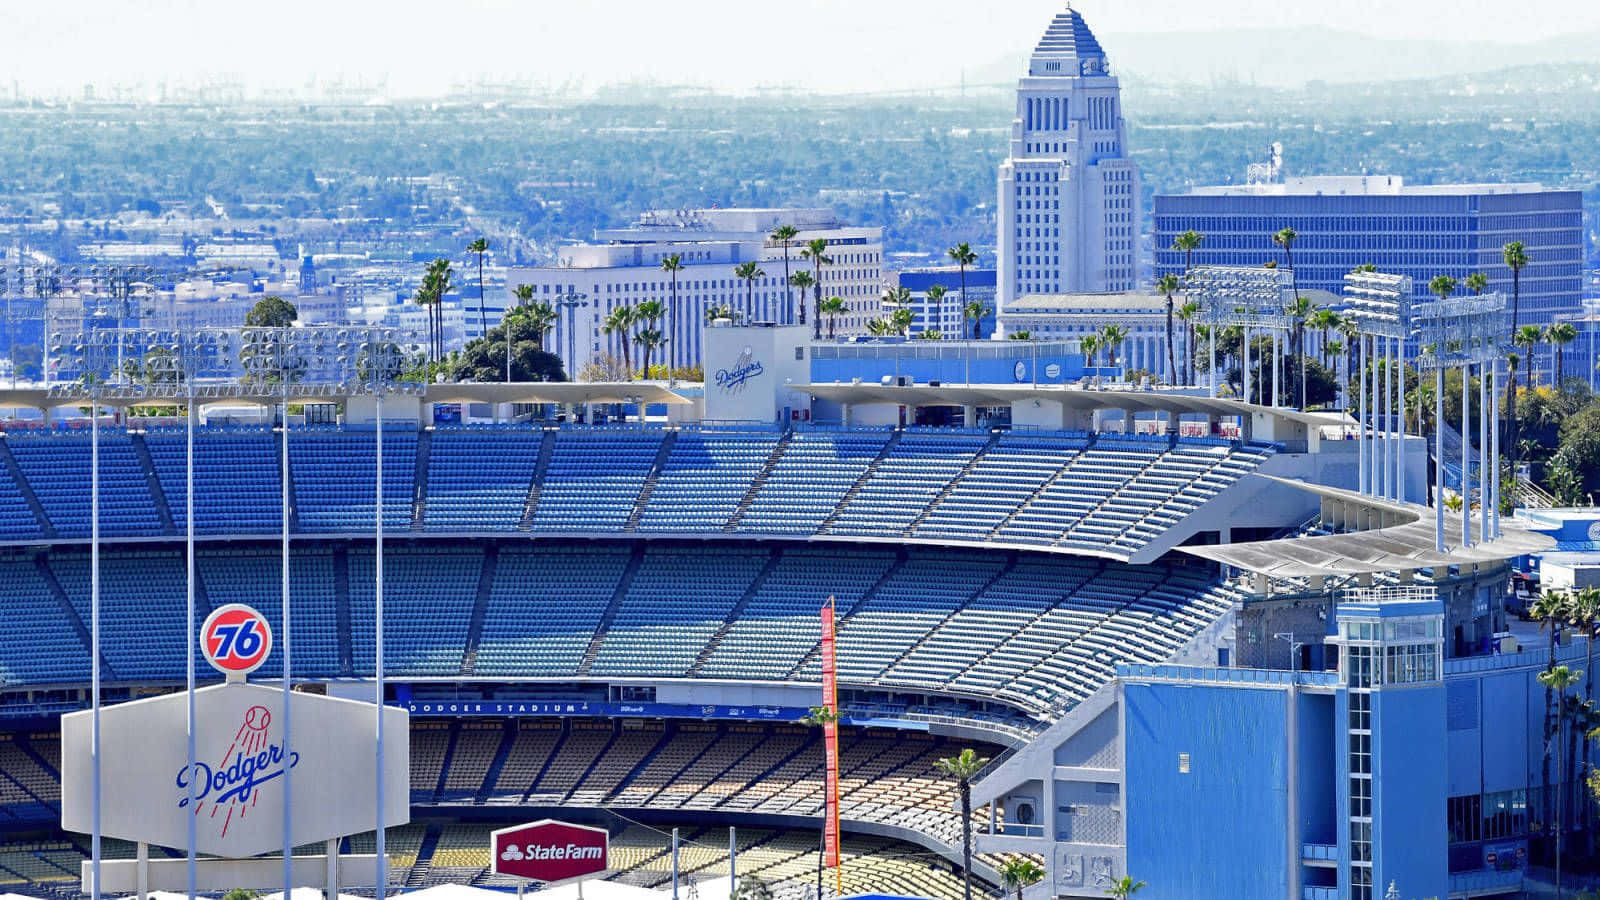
[1183,266,1292,415]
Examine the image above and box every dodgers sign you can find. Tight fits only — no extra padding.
[60,683,410,858]
[492,820,609,883]
[202,604,273,677]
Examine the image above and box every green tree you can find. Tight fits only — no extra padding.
[222,889,260,900]
[999,858,1046,900]
[1081,333,1101,367]
[788,270,815,326]
[1532,592,1570,852]
[1157,273,1181,383]
[770,224,799,324]
[1504,241,1530,334]
[467,236,489,337]
[1465,271,1489,295]
[1285,290,1314,410]
[449,310,566,384]
[633,300,667,376]
[1007,330,1032,341]
[1106,876,1146,899]
[936,748,990,900]
[734,261,766,323]
[801,238,832,338]
[244,295,298,327]
[1176,301,1202,385]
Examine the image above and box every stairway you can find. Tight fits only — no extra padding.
[129,433,177,534]
[411,429,433,531]
[334,546,354,676]
[688,548,784,676]
[0,440,55,539]
[783,549,908,680]
[34,554,115,680]
[460,544,498,676]
[724,431,792,531]
[432,722,460,804]
[817,430,903,534]
[873,552,1018,684]
[519,429,557,531]
[624,430,678,531]
[405,826,441,888]
[984,437,1095,541]
[577,545,646,676]
[475,720,519,804]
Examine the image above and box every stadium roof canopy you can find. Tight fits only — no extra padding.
[1180,476,1554,577]
[794,382,1336,428]
[0,382,696,410]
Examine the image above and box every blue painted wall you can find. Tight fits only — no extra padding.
[1298,691,1338,846]
[1124,682,1290,900]
[809,347,1087,386]
[1373,685,1448,898]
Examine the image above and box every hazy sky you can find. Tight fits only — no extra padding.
[10,0,1600,97]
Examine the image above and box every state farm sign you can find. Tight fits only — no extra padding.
[492,820,609,883]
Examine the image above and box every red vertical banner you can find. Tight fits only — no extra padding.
[820,596,841,870]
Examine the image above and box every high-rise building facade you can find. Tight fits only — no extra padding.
[1153,174,1584,374]
[506,208,883,377]
[996,7,1140,320]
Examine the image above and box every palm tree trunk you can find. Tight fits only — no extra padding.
[1165,297,1176,384]
[781,245,792,325]
[477,256,486,338]
[813,281,823,341]
[960,781,973,900]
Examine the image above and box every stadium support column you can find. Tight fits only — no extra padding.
[1479,366,1489,544]
[1395,336,1406,503]
[1381,337,1392,501]
[1484,360,1497,534]
[1435,369,1445,552]
[728,827,736,897]
[280,392,293,899]
[1358,336,1368,495]
[1208,328,1217,399]
[374,388,386,900]
[1242,327,1252,407]
[671,828,680,900]
[91,398,101,900]
[1461,364,1471,548]
[185,386,197,900]
[1272,329,1280,408]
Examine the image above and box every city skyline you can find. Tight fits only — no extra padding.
[10,0,1600,100]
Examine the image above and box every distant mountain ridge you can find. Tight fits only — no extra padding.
[967,25,1600,88]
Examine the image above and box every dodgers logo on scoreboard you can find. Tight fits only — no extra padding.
[201,604,272,677]
[175,705,300,838]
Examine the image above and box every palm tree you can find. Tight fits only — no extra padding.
[1541,662,1584,896]
[467,237,489,338]
[1106,876,1146,899]
[1099,324,1129,370]
[1338,315,1362,409]
[634,328,666,379]
[525,302,558,351]
[1173,229,1204,274]
[789,271,815,326]
[1568,587,1600,844]
[633,300,666,376]
[925,285,949,336]
[1279,293,1314,409]
[1548,322,1578,385]
[660,253,683,368]
[915,330,944,340]
[1514,325,1543,384]
[1007,330,1032,341]
[819,296,847,339]
[1176,301,1201,385]
[705,304,737,325]
[936,748,990,900]
[998,858,1045,900]
[1157,273,1181,384]
[602,305,637,376]
[1504,241,1530,333]
[1429,275,1458,305]
[413,279,437,364]
[947,242,978,328]
[1080,333,1101,368]
[734,261,766,323]
[1465,271,1489,296]
[964,300,989,341]
[416,257,454,364]
[770,224,799,324]
[801,238,832,338]
[1532,591,1569,852]
[867,318,894,337]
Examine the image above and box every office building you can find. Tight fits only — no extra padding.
[505,208,883,375]
[996,7,1141,319]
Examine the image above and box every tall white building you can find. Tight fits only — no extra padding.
[997,6,1140,319]
[506,208,883,376]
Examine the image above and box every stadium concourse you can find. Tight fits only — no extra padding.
[0,320,1564,900]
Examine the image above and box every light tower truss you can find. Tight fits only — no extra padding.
[1182,265,1293,330]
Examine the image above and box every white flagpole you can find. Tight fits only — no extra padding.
[91,395,101,900]
[375,365,387,900]
[281,384,294,896]
[185,381,197,899]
